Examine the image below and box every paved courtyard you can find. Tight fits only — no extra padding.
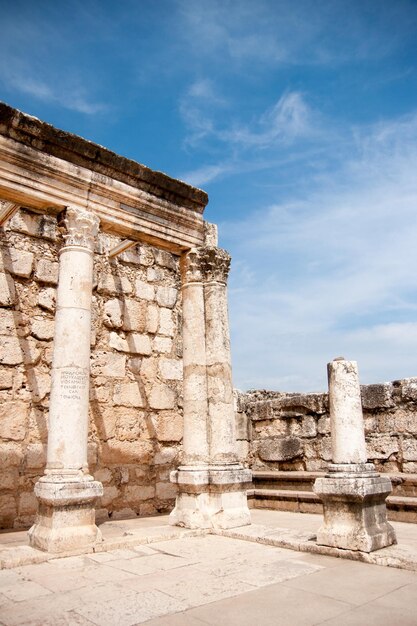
[1,511,417,625]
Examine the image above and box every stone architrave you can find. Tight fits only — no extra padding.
[313,358,396,552]
[29,207,103,553]
[170,226,251,530]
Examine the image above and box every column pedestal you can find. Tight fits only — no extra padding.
[28,474,102,553]
[314,463,396,552]
[170,465,251,529]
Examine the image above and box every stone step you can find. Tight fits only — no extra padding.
[250,471,417,523]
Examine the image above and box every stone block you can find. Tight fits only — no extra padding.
[317,415,330,435]
[0,337,40,365]
[159,308,175,336]
[235,411,250,440]
[147,266,165,282]
[146,304,159,334]
[148,383,176,410]
[100,485,120,507]
[25,443,47,469]
[119,246,153,266]
[366,434,399,460]
[271,392,328,416]
[0,369,13,389]
[301,415,317,438]
[402,438,417,461]
[156,286,178,308]
[0,468,18,490]
[0,272,16,306]
[0,442,24,466]
[152,412,183,442]
[122,299,147,332]
[34,259,59,285]
[94,468,112,484]
[0,309,22,335]
[258,436,302,461]
[0,401,28,440]
[0,494,17,521]
[361,383,394,409]
[154,447,178,465]
[31,318,54,341]
[90,351,126,378]
[135,279,155,301]
[116,409,148,441]
[159,358,182,380]
[9,209,57,240]
[125,485,155,502]
[153,248,177,270]
[37,287,56,312]
[18,491,38,515]
[103,299,123,328]
[26,371,51,402]
[0,247,34,278]
[156,481,177,499]
[109,332,152,355]
[319,437,332,461]
[249,400,272,421]
[153,336,172,354]
[113,380,144,408]
[402,378,417,401]
[100,439,154,464]
[97,274,132,296]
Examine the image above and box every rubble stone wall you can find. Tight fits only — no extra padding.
[0,208,183,529]
[236,379,417,474]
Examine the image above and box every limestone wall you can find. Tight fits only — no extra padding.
[237,380,417,474]
[0,208,183,529]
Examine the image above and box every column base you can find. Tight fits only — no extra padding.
[313,468,396,552]
[28,475,103,554]
[169,465,252,530]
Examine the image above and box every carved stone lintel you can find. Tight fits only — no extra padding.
[59,207,100,251]
[181,246,231,286]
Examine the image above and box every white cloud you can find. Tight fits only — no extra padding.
[224,110,417,392]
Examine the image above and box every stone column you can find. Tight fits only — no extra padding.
[314,358,396,552]
[170,228,251,529]
[29,207,103,553]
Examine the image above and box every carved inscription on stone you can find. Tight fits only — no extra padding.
[60,369,88,401]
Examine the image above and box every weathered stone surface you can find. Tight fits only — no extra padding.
[153,336,172,354]
[402,378,417,401]
[125,485,155,502]
[0,309,21,334]
[9,209,58,241]
[37,287,56,312]
[159,358,182,380]
[402,439,417,461]
[113,382,145,407]
[0,401,28,440]
[103,299,123,328]
[361,383,394,409]
[109,331,152,355]
[0,369,13,389]
[135,279,155,301]
[25,443,47,469]
[154,447,177,465]
[156,481,176,499]
[152,412,183,442]
[121,299,147,332]
[34,259,59,284]
[0,247,34,277]
[159,307,175,336]
[156,286,177,308]
[367,434,399,460]
[146,304,159,334]
[154,248,177,270]
[90,351,126,378]
[235,412,250,440]
[258,437,302,461]
[148,383,176,410]
[97,274,132,296]
[31,318,54,340]
[0,272,16,305]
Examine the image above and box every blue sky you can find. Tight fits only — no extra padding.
[1,0,417,391]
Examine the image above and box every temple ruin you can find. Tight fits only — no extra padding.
[0,102,416,556]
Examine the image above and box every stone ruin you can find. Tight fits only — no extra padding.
[0,101,414,554]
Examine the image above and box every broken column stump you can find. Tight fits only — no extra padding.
[314,358,396,552]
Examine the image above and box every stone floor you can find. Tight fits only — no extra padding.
[1,510,417,625]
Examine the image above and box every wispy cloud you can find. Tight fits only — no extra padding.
[224,110,417,391]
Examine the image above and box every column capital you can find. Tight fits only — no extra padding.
[59,207,100,251]
[182,246,231,286]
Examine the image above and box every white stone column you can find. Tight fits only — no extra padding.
[328,358,367,465]
[314,357,396,552]
[170,228,251,530]
[29,207,103,553]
